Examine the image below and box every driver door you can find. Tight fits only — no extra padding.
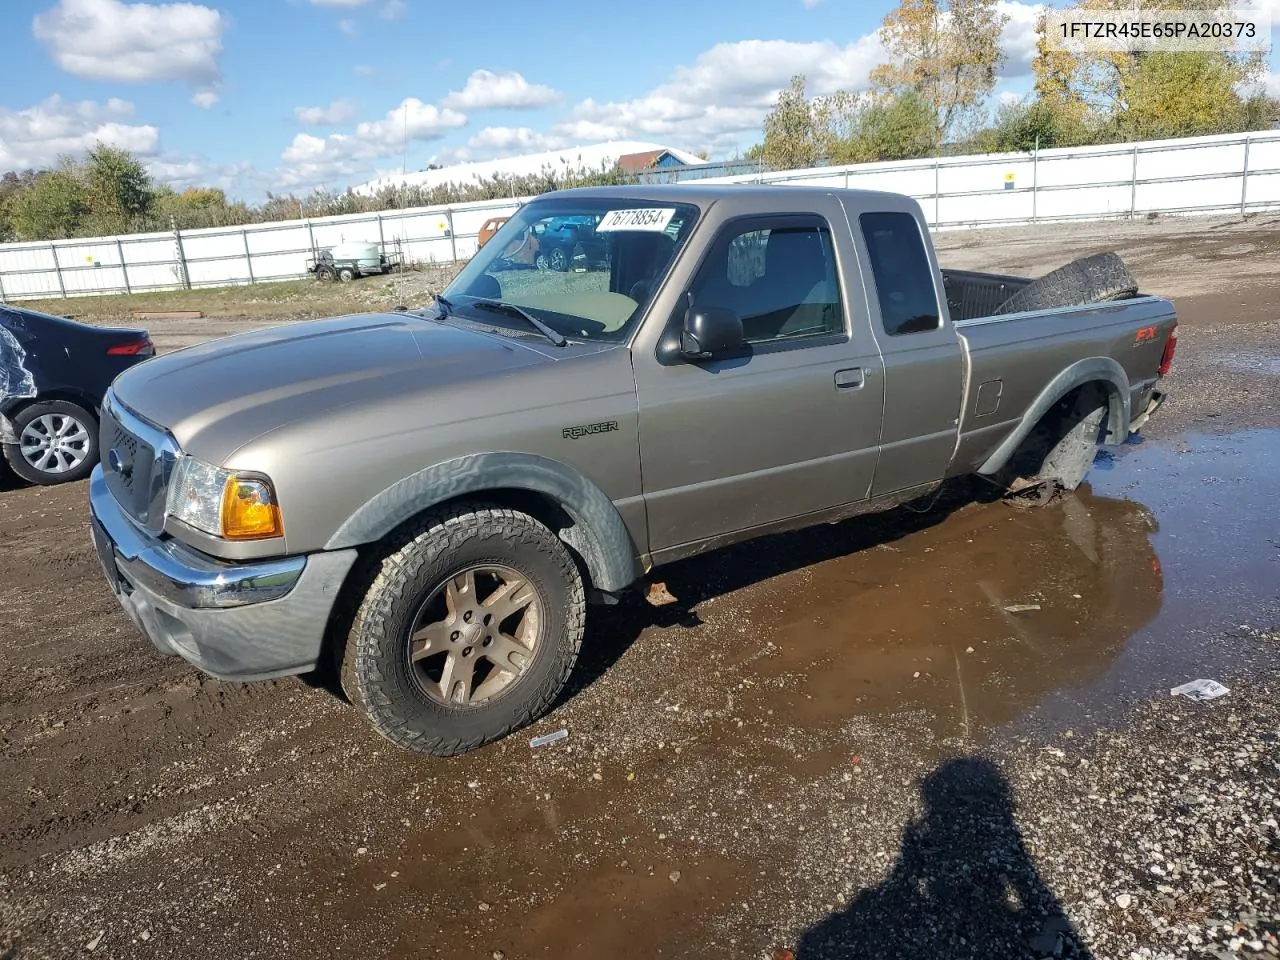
[634,202,885,562]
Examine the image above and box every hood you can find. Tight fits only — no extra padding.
[111,313,548,462]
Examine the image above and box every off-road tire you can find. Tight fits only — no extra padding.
[3,400,100,485]
[998,389,1109,504]
[994,252,1138,316]
[340,504,585,756]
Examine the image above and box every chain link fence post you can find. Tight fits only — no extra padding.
[172,217,191,290]
[1129,144,1139,218]
[116,238,132,294]
[1240,136,1252,217]
[51,243,67,298]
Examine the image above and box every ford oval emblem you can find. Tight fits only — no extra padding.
[108,447,132,478]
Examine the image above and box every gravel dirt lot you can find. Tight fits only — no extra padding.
[2,213,1278,960]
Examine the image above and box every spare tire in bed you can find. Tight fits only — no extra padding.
[993,252,1138,316]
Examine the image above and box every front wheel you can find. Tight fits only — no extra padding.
[4,400,99,485]
[549,247,569,272]
[341,504,585,756]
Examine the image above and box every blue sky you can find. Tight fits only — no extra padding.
[3,0,1278,201]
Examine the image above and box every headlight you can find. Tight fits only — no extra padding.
[167,456,283,541]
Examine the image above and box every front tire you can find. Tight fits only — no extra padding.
[341,504,585,756]
[4,400,99,485]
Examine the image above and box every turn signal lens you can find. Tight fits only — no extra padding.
[220,477,283,540]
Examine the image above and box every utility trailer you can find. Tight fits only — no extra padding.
[306,241,404,282]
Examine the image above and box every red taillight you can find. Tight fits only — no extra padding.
[1158,324,1178,377]
[107,337,154,357]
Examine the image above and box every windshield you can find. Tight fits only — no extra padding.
[443,197,700,342]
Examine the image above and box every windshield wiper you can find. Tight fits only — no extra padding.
[468,298,568,347]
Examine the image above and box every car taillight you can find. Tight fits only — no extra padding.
[108,337,154,357]
[1158,324,1177,377]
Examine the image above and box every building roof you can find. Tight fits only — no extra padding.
[616,149,672,173]
[354,140,707,196]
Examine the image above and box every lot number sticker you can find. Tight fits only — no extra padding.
[596,208,676,232]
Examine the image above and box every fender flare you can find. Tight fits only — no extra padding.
[977,357,1130,477]
[325,452,643,593]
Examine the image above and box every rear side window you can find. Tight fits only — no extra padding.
[859,212,940,336]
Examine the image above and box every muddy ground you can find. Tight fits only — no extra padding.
[1,215,1279,959]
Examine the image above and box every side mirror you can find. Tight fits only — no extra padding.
[680,306,744,360]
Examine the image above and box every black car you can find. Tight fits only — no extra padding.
[0,305,154,485]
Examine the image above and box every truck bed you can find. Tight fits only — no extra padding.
[941,268,1032,322]
[947,286,1177,478]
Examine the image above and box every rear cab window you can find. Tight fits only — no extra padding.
[859,212,941,336]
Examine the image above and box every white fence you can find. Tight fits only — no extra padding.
[1,128,1277,303]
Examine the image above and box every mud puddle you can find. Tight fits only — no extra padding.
[707,430,1280,743]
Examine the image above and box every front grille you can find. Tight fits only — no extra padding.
[99,393,178,533]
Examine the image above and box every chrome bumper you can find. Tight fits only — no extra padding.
[88,466,357,681]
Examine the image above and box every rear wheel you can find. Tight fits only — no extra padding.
[4,400,99,485]
[341,503,585,756]
[337,266,357,283]
[998,388,1109,505]
[549,247,569,272]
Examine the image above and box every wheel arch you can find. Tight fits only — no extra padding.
[325,452,644,593]
[976,357,1130,477]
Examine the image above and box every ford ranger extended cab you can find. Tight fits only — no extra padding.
[88,186,1177,756]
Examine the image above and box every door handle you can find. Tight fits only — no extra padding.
[834,367,864,389]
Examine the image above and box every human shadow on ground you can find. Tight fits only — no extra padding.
[795,756,1094,960]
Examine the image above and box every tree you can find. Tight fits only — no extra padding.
[870,0,1009,149]
[830,90,937,163]
[6,160,89,240]
[1032,0,1269,141]
[84,144,155,235]
[760,75,835,171]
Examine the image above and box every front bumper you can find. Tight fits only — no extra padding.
[88,466,357,681]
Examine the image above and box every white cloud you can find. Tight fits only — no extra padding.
[191,89,219,109]
[997,89,1024,108]
[442,70,561,111]
[294,99,359,125]
[802,0,823,6]
[546,2,1047,156]
[552,37,884,155]
[33,0,224,85]
[434,126,569,164]
[306,0,406,13]
[338,17,357,35]
[1265,72,1280,97]
[998,0,1045,77]
[0,95,160,170]
[277,98,467,189]
[355,98,467,147]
